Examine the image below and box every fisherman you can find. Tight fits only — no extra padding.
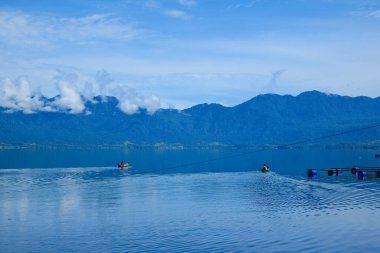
[118,160,129,169]
[262,164,270,172]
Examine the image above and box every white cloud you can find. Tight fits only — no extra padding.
[228,0,261,9]
[145,0,160,9]
[119,100,139,115]
[82,81,97,102]
[0,78,48,114]
[0,11,47,46]
[54,69,79,84]
[96,69,113,96]
[53,81,85,114]
[57,14,138,42]
[177,0,197,7]
[111,84,162,115]
[368,10,380,19]
[163,9,190,19]
[144,1,193,19]
[0,75,164,115]
[143,95,162,114]
[0,10,140,47]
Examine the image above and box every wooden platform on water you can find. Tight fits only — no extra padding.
[307,166,380,180]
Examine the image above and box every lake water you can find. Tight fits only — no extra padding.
[1,148,380,252]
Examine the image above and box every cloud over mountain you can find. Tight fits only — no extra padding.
[53,81,85,114]
[0,78,46,114]
[0,91,379,146]
[0,73,163,115]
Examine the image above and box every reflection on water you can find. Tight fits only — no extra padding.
[1,162,380,252]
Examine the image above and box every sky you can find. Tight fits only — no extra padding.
[0,0,380,113]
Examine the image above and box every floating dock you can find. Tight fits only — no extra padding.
[307,166,380,180]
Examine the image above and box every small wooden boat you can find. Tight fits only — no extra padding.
[118,162,130,169]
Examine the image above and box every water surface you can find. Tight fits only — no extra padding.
[1,148,379,252]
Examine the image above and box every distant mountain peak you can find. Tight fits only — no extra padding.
[183,102,227,112]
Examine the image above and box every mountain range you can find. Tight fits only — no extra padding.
[1,91,379,147]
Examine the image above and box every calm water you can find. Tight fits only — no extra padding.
[1,148,380,252]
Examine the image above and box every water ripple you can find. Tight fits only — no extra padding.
[1,168,380,252]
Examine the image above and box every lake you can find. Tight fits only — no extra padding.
[1,148,380,252]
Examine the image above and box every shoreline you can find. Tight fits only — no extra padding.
[1,143,379,150]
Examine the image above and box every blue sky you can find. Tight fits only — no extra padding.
[0,0,380,112]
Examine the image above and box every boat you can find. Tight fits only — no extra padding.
[117,162,130,169]
[261,165,270,173]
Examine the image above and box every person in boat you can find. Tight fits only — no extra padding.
[118,161,130,167]
[119,161,127,167]
[262,164,270,172]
